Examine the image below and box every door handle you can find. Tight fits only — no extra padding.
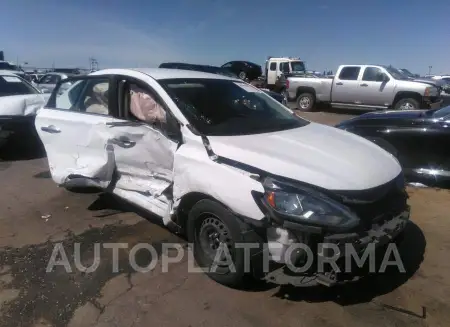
[360,83,368,87]
[111,136,136,148]
[41,125,61,133]
[336,82,343,85]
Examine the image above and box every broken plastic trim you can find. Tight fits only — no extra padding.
[201,136,218,161]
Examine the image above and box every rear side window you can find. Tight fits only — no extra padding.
[269,63,276,71]
[51,77,111,116]
[0,75,39,96]
[338,67,361,80]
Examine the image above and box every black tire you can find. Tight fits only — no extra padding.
[394,98,420,110]
[186,199,247,287]
[238,71,246,80]
[296,92,315,111]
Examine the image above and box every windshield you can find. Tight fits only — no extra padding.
[290,61,306,72]
[0,74,40,97]
[383,66,409,80]
[158,78,309,136]
[400,69,414,78]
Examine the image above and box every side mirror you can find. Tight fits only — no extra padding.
[376,74,389,82]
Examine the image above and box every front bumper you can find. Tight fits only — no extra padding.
[315,206,410,286]
[260,207,410,287]
[251,180,410,287]
[423,96,442,109]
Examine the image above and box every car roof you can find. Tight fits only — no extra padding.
[90,68,239,81]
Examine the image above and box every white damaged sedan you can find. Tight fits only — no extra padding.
[0,70,51,147]
[35,68,410,288]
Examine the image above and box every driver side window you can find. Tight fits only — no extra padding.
[362,67,386,82]
[51,77,111,116]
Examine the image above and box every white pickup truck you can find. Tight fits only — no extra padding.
[286,64,443,111]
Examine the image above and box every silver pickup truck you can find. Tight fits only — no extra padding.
[286,64,442,111]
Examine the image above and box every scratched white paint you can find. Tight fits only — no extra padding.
[0,93,50,116]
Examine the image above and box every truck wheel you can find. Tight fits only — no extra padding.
[186,199,247,287]
[296,93,315,111]
[238,71,247,80]
[394,98,420,110]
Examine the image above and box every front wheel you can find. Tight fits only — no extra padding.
[296,93,315,111]
[186,199,247,287]
[394,98,420,110]
[238,71,247,80]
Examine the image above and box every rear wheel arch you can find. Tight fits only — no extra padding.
[296,87,316,111]
[296,86,316,99]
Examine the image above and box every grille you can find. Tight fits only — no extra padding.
[347,187,407,228]
[333,173,408,230]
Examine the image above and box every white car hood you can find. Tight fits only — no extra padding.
[0,93,50,116]
[207,122,401,191]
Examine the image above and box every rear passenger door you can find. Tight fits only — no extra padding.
[35,75,117,188]
[332,66,361,104]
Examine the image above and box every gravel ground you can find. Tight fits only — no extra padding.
[0,106,449,327]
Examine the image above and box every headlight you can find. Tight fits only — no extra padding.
[262,177,359,228]
[424,86,437,96]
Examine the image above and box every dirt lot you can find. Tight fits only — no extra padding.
[0,107,449,327]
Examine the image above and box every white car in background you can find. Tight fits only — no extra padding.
[33,72,74,94]
[0,70,50,147]
[35,68,409,288]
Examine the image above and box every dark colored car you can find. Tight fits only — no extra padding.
[159,62,286,105]
[221,61,262,81]
[335,106,450,187]
[159,62,236,78]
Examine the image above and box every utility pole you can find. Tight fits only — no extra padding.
[89,57,98,71]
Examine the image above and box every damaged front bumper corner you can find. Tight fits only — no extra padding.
[315,206,410,286]
[260,204,410,287]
